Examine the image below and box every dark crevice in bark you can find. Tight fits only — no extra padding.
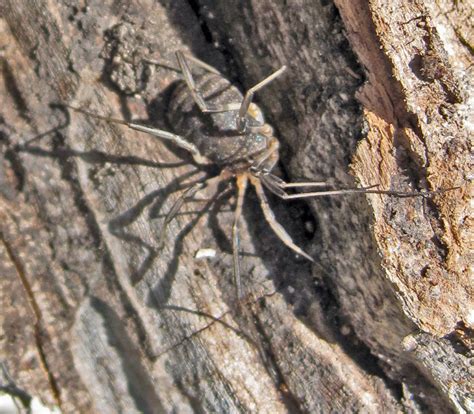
[186,0,214,45]
[185,0,242,84]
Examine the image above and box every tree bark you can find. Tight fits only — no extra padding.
[0,1,471,413]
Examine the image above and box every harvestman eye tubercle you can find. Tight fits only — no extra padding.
[67,51,455,299]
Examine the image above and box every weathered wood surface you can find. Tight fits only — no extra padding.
[0,0,471,413]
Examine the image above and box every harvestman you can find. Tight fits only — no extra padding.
[68,51,448,299]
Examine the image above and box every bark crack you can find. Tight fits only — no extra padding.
[0,232,63,409]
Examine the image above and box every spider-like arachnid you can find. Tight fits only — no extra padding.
[68,51,445,299]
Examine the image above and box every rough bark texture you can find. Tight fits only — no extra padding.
[0,1,471,413]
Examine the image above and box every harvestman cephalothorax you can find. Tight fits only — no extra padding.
[68,50,454,299]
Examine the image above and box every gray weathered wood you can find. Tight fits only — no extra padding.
[0,0,471,413]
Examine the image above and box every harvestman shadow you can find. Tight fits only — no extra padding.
[144,181,234,305]
[17,105,185,173]
[16,104,207,292]
[108,169,203,286]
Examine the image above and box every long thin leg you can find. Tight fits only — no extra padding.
[250,176,314,263]
[158,172,231,250]
[237,66,287,131]
[175,51,241,114]
[66,105,210,165]
[264,175,456,199]
[263,173,328,188]
[260,173,334,198]
[232,174,248,299]
[144,51,222,75]
[279,181,331,188]
[278,185,449,199]
[157,182,205,249]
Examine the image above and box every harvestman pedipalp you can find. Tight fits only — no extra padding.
[68,50,452,299]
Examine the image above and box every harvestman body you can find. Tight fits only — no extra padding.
[69,51,445,299]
